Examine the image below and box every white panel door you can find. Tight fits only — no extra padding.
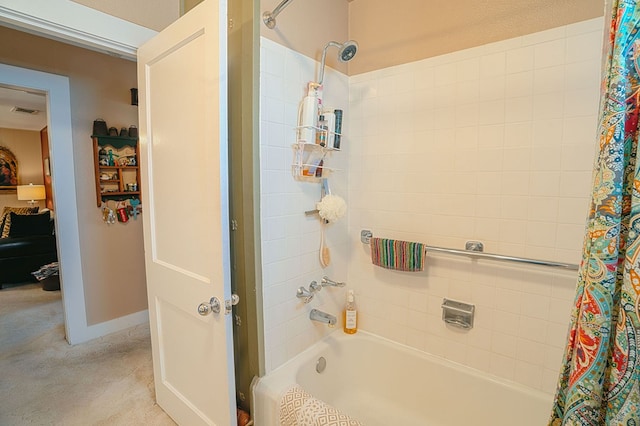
[137,1,235,425]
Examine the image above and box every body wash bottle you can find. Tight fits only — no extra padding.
[343,290,357,334]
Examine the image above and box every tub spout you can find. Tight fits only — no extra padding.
[310,309,337,326]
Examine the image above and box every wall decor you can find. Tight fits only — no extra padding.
[92,134,140,207]
[0,145,19,192]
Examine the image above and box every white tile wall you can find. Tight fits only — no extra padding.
[346,17,603,394]
[260,17,602,393]
[259,38,350,373]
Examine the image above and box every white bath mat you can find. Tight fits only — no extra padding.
[279,385,363,426]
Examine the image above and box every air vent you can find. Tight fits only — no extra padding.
[11,106,40,115]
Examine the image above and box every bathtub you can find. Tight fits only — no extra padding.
[252,330,554,425]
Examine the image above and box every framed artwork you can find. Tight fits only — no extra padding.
[0,146,19,192]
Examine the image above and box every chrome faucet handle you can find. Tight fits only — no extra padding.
[309,280,322,293]
[296,287,314,303]
[321,276,346,287]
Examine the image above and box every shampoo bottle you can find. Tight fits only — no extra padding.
[298,83,319,143]
[343,290,358,334]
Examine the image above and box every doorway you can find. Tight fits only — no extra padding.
[0,63,87,344]
[0,86,58,290]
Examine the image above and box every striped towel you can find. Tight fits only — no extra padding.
[370,237,425,271]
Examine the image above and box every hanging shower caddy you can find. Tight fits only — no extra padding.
[290,40,356,182]
[291,128,341,180]
[291,83,343,181]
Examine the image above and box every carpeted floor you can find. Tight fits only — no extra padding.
[0,283,176,426]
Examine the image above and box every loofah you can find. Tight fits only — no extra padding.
[317,194,346,223]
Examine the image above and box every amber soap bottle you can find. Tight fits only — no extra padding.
[343,290,358,334]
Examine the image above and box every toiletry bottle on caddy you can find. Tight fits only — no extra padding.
[298,82,320,144]
[343,290,358,334]
[315,114,328,146]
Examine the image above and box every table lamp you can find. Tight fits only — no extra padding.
[17,183,46,206]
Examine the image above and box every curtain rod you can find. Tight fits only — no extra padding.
[360,230,579,271]
[262,0,295,29]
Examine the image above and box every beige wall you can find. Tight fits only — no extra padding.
[0,128,43,212]
[182,0,205,15]
[260,0,349,74]
[0,26,147,325]
[71,0,180,31]
[349,0,604,74]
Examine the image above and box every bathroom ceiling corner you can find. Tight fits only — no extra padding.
[348,0,604,74]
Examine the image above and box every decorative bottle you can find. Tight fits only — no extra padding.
[343,290,357,334]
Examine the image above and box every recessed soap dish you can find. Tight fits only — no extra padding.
[442,298,475,330]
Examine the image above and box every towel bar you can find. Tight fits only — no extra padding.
[361,230,579,271]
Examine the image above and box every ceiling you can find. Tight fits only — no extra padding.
[348,0,604,75]
[0,86,48,132]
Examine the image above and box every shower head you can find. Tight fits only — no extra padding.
[317,40,359,85]
[338,40,358,63]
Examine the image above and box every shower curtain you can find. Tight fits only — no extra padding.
[549,1,640,424]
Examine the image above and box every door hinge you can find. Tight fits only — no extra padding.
[231,219,238,231]
[228,18,234,30]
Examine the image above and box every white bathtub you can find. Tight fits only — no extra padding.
[253,330,554,425]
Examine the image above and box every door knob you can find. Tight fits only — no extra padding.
[198,294,239,316]
[225,294,240,314]
[198,297,221,316]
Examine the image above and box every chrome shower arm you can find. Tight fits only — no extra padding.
[318,42,341,85]
[317,41,358,85]
[263,0,295,29]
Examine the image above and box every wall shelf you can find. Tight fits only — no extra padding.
[92,135,141,207]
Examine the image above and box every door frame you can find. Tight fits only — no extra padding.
[0,0,156,60]
[0,63,87,344]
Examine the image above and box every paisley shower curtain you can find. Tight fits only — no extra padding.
[549,1,640,424]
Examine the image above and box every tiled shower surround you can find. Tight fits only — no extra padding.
[260,38,351,373]
[260,17,603,394]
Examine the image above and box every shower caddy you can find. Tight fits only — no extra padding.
[291,84,343,181]
[290,39,357,181]
[291,128,341,180]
